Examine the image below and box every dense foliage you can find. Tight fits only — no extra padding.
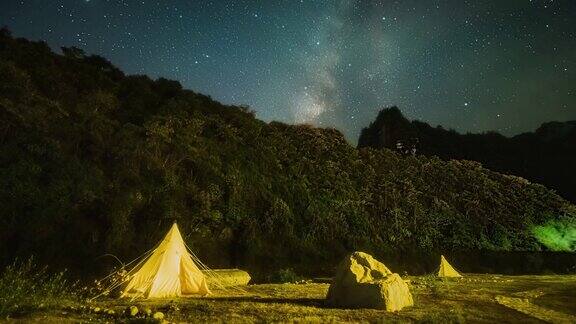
[532,219,576,252]
[358,107,576,203]
[1,30,575,276]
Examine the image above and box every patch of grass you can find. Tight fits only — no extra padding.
[412,274,446,298]
[11,274,576,322]
[0,258,79,318]
[419,308,465,324]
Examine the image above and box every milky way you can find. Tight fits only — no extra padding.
[1,0,575,142]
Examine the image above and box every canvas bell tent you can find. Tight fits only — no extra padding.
[437,255,462,278]
[120,223,211,298]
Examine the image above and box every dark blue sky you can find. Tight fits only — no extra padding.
[1,0,575,142]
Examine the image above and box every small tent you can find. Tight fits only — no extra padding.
[437,255,462,278]
[121,223,210,298]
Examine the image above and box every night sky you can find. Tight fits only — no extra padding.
[1,0,575,142]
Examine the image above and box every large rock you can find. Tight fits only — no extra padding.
[202,269,251,287]
[326,252,413,311]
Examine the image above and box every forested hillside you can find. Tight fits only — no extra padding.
[1,29,574,277]
[358,107,576,203]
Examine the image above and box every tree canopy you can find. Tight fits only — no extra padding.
[359,107,576,203]
[1,29,574,276]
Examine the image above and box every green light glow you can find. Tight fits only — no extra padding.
[532,219,576,252]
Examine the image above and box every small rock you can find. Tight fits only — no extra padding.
[144,308,152,317]
[153,311,164,320]
[93,307,101,313]
[129,305,139,316]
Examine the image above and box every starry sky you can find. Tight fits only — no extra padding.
[1,0,575,142]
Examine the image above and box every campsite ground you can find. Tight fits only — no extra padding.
[12,274,576,323]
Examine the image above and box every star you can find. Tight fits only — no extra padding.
[0,0,572,141]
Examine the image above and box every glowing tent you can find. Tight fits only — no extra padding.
[437,255,462,278]
[121,223,210,298]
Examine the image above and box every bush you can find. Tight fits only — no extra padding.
[0,258,79,318]
[269,268,302,283]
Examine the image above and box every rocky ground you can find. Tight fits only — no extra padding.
[7,274,576,323]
